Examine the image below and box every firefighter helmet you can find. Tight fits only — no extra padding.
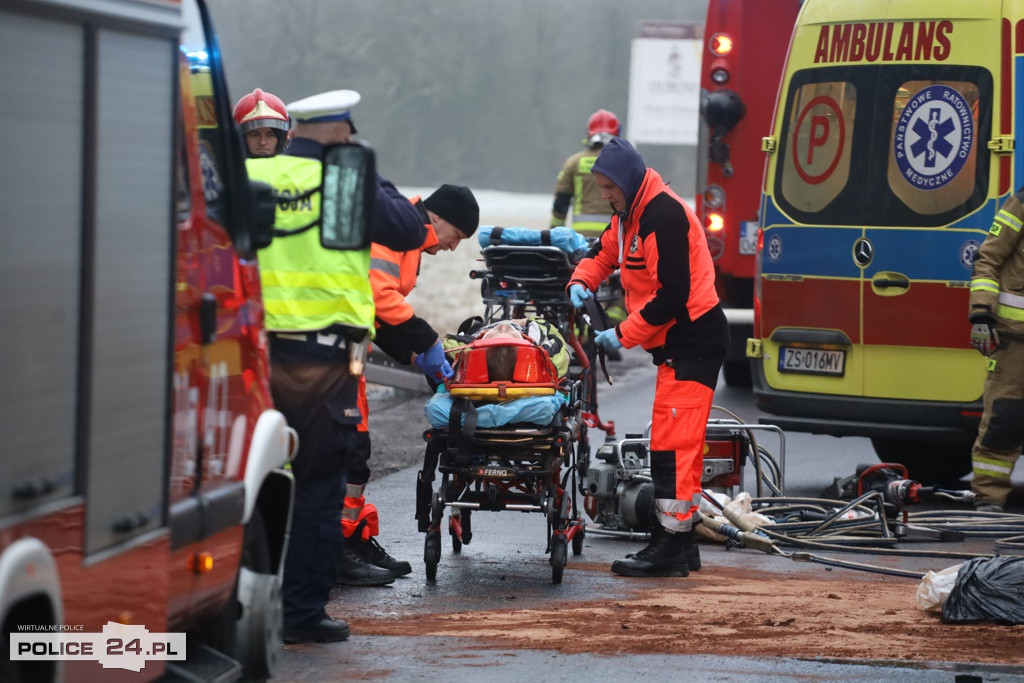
[234,89,289,156]
[233,88,290,134]
[585,109,620,147]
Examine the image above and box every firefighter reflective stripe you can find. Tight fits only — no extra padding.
[973,455,1013,479]
[997,291,1024,321]
[370,256,401,278]
[572,213,611,236]
[971,278,999,295]
[991,208,1023,236]
[248,154,374,332]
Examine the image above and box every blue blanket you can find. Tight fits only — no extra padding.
[477,225,589,258]
[424,390,567,429]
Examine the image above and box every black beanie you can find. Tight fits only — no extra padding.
[423,184,480,237]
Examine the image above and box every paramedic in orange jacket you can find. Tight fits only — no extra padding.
[567,137,729,578]
[338,184,480,584]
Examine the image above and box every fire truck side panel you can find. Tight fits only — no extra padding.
[0,7,85,524]
[85,25,176,556]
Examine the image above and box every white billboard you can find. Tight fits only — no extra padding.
[627,21,703,146]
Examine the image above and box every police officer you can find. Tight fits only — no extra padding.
[246,89,427,643]
[968,189,1024,512]
[567,137,729,577]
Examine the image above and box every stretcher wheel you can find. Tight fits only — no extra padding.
[550,536,567,584]
[571,524,584,556]
[424,532,441,582]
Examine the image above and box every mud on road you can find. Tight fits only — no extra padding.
[346,562,1018,666]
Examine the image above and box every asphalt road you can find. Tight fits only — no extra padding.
[275,349,1024,682]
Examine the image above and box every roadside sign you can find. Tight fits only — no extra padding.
[628,21,703,145]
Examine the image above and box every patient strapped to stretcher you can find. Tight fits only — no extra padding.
[425,318,571,429]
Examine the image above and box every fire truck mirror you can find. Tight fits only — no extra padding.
[321,142,377,251]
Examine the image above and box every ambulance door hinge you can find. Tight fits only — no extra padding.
[761,136,778,154]
[746,338,763,358]
[988,136,1014,154]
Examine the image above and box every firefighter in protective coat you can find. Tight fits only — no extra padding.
[567,137,729,577]
[551,109,620,238]
[968,190,1024,512]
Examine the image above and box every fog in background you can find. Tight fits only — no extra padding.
[208,0,707,198]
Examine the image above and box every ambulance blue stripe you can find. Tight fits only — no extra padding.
[759,197,999,281]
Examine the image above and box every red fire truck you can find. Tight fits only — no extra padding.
[695,0,803,386]
[0,0,372,680]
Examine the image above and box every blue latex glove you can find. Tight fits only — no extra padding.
[414,340,455,380]
[568,284,592,309]
[594,328,622,351]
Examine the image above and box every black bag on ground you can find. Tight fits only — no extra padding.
[941,556,1024,624]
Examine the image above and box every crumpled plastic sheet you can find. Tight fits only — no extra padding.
[940,556,1024,624]
[917,563,962,612]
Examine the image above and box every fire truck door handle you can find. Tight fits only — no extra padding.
[200,292,217,345]
[112,511,150,533]
[11,476,55,500]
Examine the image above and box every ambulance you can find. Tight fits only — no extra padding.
[747,0,1020,482]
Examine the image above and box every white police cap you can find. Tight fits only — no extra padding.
[287,89,361,124]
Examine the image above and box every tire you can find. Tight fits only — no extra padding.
[424,532,441,582]
[869,437,973,486]
[550,537,567,584]
[1,636,25,683]
[722,359,752,387]
[571,524,584,556]
[233,509,281,681]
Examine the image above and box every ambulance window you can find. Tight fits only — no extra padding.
[779,80,856,213]
[887,80,981,215]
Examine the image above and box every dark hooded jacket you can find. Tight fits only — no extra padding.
[569,137,728,373]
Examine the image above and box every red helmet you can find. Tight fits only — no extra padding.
[234,89,289,155]
[587,109,620,137]
[233,88,289,134]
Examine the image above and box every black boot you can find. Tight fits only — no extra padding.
[684,531,701,571]
[611,526,690,577]
[335,535,395,586]
[366,537,412,577]
[628,525,701,571]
